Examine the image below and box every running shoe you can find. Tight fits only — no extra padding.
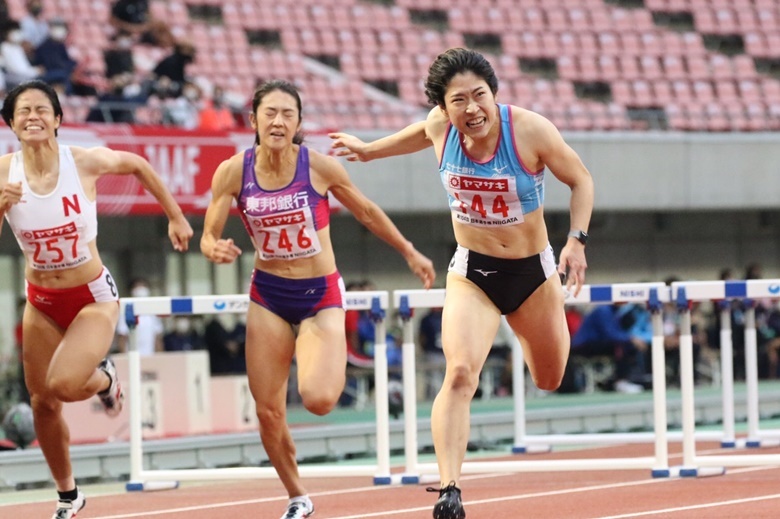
[280,497,314,519]
[97,357,124,417]
[51,489,86,519]
[428,481,465,519]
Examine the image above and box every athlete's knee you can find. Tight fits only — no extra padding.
[29,393,62,417]
[443,362,481,395]
[256,403,286,429]
[530,362,567,391]
[46,374,83,402]
[299,388,339,416]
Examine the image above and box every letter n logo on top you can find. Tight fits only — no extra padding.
[62,194,81,217]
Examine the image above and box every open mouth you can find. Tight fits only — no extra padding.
[466,117,486,129]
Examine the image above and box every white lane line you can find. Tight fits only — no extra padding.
[593,492,780,518]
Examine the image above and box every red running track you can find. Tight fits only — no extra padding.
[7,443,780,518]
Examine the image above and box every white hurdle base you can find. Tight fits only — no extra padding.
[127,464,394,489]
[513,430,725,449]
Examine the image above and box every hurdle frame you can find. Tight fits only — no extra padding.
[123,291,396,491]
[673,279,780,474]
[393,283,711,483]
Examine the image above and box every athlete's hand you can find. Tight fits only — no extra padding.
[209,238,242,264]
[405,249,436,290]
[168,216,194,252]
[558,242,587,297]
[329,132,371,162]
[0,182,23,212]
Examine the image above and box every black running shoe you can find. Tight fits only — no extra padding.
[427,481,465,519]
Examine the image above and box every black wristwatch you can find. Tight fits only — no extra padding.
[568,230,588,245]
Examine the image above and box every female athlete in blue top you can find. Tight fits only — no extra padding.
[331,48,594,519]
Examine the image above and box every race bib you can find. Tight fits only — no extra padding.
[21,222,92,270]
[245,207,322,260]
[445,173,524,227]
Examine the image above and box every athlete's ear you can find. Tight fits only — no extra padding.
[248,112,257,130]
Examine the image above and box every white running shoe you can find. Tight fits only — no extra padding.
[51,489,86,519]
[280,496,314,519]
[614,379,643,394]
[97,357,124,417]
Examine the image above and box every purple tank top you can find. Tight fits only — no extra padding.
[237,145,331,260]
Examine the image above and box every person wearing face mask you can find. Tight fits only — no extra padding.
[104,31,136,82]
[20,0,49,49]
[151,41,196,99]
[162,80,201,129]
[198,85,238,131]
[163,316,203,352]
[1,20,44,88]
[115,278,164,356]
[32,19,77,94]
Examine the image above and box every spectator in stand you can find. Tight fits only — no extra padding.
[163,316,203,352]
[205,317,247,375]
[19,0,48,49]
[115,278,164,356]
[1,20,44,88]
[162,80,201,129]
[32,19,76,94]
[419,305,444,399]
[572,303,651,394]
[85,73,144,123]
[149,41,196,99]
[103,31,136,83]
[109,0,174,48]
[199,85,237,131]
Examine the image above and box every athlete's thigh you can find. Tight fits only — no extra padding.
[49,302,119,383]
[441,272,502,370]
[296,308,347,394]
[244,302,296,405]
[506,273,569,375]
[22,304,64,397]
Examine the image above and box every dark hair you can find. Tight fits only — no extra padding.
[424,48,499,107]
[250,79,304,146]
[1,80,63,137]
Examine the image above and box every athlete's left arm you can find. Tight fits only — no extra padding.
[314,152,435,289]
[79,146,193,251]
[522,110,594,294]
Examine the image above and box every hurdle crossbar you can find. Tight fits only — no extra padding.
[673,280,780,475]
[124,291,396,491]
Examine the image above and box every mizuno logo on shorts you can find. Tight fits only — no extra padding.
[474,269,497,277]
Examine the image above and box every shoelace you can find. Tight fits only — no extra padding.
[426,480,460,497]
[54,502,72,519]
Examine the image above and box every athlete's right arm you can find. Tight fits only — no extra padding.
[0,157,21,240]
[329,119,432,162]
[201,158,243,264]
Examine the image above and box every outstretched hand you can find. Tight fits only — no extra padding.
[0,182,23,211]
[558,243,587,297]
[209,238,242,264]
[168,216,194,252]
[406,249,436,290]
[329,132,371,162]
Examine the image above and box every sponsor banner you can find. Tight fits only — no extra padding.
[0,125,335,215]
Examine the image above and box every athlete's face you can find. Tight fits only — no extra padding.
[250,90,301,151]
[11,89,60,142]
[441,71,497,140]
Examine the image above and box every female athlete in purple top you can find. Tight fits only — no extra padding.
[331,48,594,519]
[200,80,435,519]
